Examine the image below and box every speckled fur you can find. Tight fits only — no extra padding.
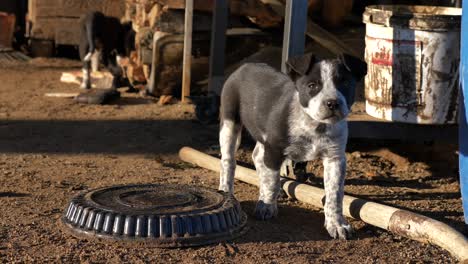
[219,54,366,239]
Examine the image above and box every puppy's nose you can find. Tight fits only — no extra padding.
[326,100,339,110]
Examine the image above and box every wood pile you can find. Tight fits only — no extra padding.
[124,0,280,99]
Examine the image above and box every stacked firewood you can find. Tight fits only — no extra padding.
[123,0,281,104]
[123,0,355,103]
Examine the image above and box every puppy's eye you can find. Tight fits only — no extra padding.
[307,81,318,89]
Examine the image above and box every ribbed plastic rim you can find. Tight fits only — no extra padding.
[61,184,248,247]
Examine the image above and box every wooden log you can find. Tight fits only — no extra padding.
[44,92,79,98]
[179,147,468,262]
[60,71,114,89]
[181,0,193,103]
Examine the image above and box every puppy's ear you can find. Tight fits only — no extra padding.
[340,53,367,81]
[286,53,316,80]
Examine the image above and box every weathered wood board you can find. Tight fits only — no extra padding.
[55,17,81,45]
[60,70,114,89]
[29,0,125,45]
[59,0,126,18]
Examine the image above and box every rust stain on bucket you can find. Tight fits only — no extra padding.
[363,5,461,124]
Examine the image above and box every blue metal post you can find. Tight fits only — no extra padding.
[459,1,468,223]
[207,0,228,96]
[281,0,308,73]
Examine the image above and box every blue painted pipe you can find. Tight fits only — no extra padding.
[460,1,468,223]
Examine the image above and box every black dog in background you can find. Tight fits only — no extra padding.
[79,11,135,89]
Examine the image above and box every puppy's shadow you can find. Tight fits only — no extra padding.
[235,200,330,243]
[110,97,154,106]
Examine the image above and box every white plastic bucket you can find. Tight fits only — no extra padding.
[363,5,461,124]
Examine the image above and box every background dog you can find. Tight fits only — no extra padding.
[219,53,367,239]
[79,11,135,90]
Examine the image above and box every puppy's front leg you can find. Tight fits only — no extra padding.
[323,156,352,239]
[252,142,281,220]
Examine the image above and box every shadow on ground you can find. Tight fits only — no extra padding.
[0,119,218,154]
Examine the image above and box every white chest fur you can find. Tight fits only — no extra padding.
[285,102,347,161]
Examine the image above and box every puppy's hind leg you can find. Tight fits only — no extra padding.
[219,119,242,193]
[91,50,100,72]
[80,59,92,89]
[253,142,281,220]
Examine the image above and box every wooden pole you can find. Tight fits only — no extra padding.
[179,147,468,262]
[181,0,193,103]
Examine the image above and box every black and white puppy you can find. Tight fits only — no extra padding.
[219,53,367,239]
[79,11,135,89]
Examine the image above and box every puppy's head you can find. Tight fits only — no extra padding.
[286,53,367,123]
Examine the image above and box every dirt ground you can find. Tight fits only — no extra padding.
[0,57,466,263]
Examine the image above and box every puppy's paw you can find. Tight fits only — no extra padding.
[218,185,232,193]
[324,216,353,240]
[255,200,278,220]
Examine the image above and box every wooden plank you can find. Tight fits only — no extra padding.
[154,0,281,28]
[13,51,31,61]
[347,111,458,143]
[3,52,15,61]
[30,17,57,40]
[45,92,79,98]
[60,0,126,18]
[181,0,193,103]
[55,17,81,45]
[32,0,61,18]
[60,71,114,89]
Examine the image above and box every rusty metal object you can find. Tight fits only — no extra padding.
[146,31,182,96]
[363,5,462,124]
[144,28,271,97]
[0,13,15,49]
[389,210,468,261]
[179,147,468,262]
